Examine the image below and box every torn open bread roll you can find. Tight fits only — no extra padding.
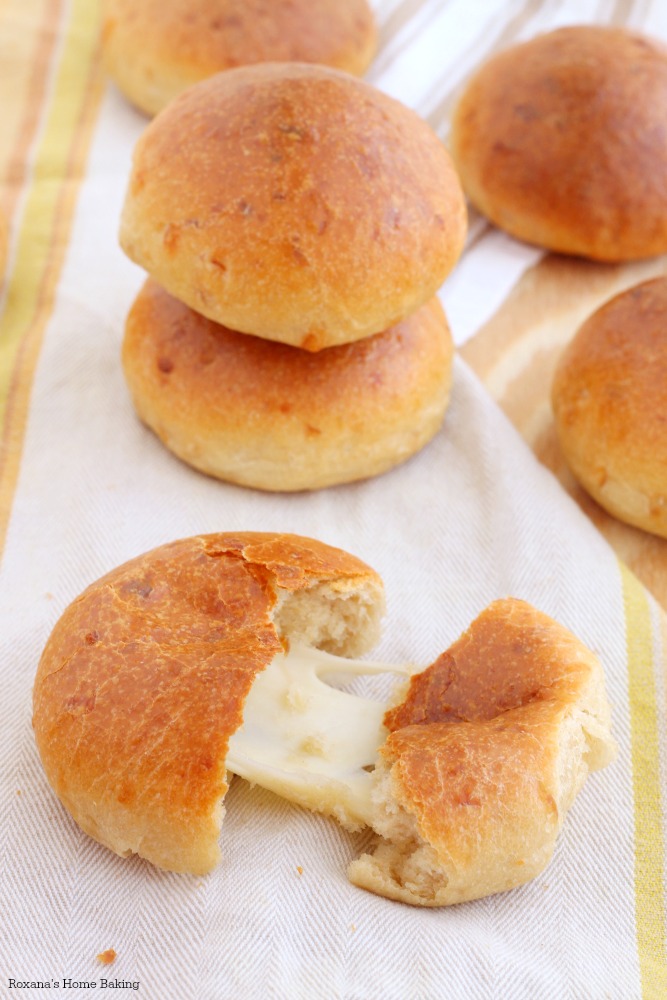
[33,536,615,905]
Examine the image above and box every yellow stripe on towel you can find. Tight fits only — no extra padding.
[0,0,105,554]
[0,0,63,217]
[621,561,667,999]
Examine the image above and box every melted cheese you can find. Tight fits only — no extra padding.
[226,643,411,829]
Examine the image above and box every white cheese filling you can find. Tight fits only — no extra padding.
[226,643,412,828]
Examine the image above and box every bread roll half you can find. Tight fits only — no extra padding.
[33,533,385,875]
[349,599,616,906]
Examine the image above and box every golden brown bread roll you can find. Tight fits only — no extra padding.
[120,62,467,350]
[121,279,454,491]
[349,599,616,906]
[33,532,385,875]
[34,537,615,904]
[102,0,377,116]
[450,26,667,261]
[552,276,667,537]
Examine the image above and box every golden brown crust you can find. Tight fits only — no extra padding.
[120,62,467,349]
[552,276,667,536]
[33,532,382,874]
[121,279,454,491]
[450,26,667,261]
[377,703,564,902]
[384,598,596,731]
[349,599,615,906]
[102,0,377,116]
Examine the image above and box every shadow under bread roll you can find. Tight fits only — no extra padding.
[122,279,454,491]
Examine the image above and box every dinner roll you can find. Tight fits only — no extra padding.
[349,599,616,906]
[120,62,467,350]
[122,279,454,491]
[102,0,377,116]
[450,26,667,261]
[552,276,667,537]
[33,532,385,875]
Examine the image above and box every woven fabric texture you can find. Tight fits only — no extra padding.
[1,1,666,998]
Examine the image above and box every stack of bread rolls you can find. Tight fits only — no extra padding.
[119,62,467,491]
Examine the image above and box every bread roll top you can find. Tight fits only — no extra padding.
[121,62,467,349]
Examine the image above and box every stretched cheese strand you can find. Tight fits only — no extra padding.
[226,643,412,829]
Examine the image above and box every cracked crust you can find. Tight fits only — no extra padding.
[32,533,384,874]
[348,599,616,906]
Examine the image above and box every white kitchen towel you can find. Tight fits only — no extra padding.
[0,1,665,999]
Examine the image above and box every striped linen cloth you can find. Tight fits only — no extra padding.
[0,1,666,998]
